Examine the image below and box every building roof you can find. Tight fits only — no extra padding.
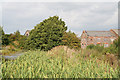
[26,30,31,33]
[111,29,120,36]
[24,30,31,35]
[86,31,116,37]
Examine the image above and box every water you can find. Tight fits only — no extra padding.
[3,53,24,60]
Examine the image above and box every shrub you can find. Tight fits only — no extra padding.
[87,44,104,52]
[86,44,95,49]
[62,31,81,50]
[102,37,119,55]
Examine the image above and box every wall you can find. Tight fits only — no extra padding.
[81,31,117,49]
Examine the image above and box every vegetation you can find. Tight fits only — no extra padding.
[87,37,120,55]
[1,16,119,78]
[8,30,21,42]
[1,27,10,46]
[18,36,27,49]
[2,46,119,78]
[24,16,67,51]
[62,31,81,49]
[0,25,25,47]
[2,47,22,55]
[0,16,81,55]
[0,26,26,55]
[0,26,2,46]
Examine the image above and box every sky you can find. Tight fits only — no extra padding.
[0,0,119,36]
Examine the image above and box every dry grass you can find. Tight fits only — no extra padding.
[2,46,119,78]
[48,46,119,68]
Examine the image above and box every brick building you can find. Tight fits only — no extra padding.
[81,29,120,49]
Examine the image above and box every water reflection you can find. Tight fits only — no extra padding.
[3,53,24,60]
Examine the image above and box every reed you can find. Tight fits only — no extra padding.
[1,48,118,78]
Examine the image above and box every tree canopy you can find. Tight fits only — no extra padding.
[0,26,10,45]
[24,16,67,50]
[62,31,81,49]
[0,26,2,46]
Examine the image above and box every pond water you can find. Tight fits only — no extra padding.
[3,53,24,60]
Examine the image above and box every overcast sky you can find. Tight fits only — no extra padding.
[0,1,119,36]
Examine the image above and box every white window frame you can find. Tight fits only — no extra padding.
[104,44,108,47]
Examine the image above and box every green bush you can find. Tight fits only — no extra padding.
[62,31,81,50]
[87,44,104,52]
[102,38,119,54]
[1,27,10,46]
[86,44,95,49]
[18,36,27,49]
[102,45,118,54]
[87,39,119,55]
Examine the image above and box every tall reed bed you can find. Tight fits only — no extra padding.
[1,48,119,78]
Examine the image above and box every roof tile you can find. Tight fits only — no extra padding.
[86,31,116,37]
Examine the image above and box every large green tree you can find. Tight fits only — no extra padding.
[25,16,67,50]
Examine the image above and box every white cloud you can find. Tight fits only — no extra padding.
[103,9,118,28]
[0,0,119,2]
[0,7,2,26]
[1,2,118,36]
[57,3,118,35]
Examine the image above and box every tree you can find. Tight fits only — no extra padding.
[113,37,120,48]
[9,30,21,41]
[62,31,81,49]
[24,16,67,50]
[0,26,2,46]
[0,26,10,45]
[18,35,27,49]
[14,30,21,41]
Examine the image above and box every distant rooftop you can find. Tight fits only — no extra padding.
[24,30,31,35]
[26,30,31,32]
[86,31,116,37]
[111,29,120,36]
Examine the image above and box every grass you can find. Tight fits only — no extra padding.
[1,46,119,78]
[2,47,24,56]
[2,41,22,55]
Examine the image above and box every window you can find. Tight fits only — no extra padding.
[111,39,114,42]
[81,38,86,41]
[89,38,92,41]
[82,43,84,45]
[104,43,108,47]
[97,42,101,44]
[104,38,107,41]
[26,33,29,36]
[97,38,101,41]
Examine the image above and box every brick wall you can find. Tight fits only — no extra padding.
[87,36,117,47]
[81,31,117,49]
[81,31,87,49]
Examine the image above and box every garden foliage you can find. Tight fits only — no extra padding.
[87,37,120,55]
[62,31,81,49]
